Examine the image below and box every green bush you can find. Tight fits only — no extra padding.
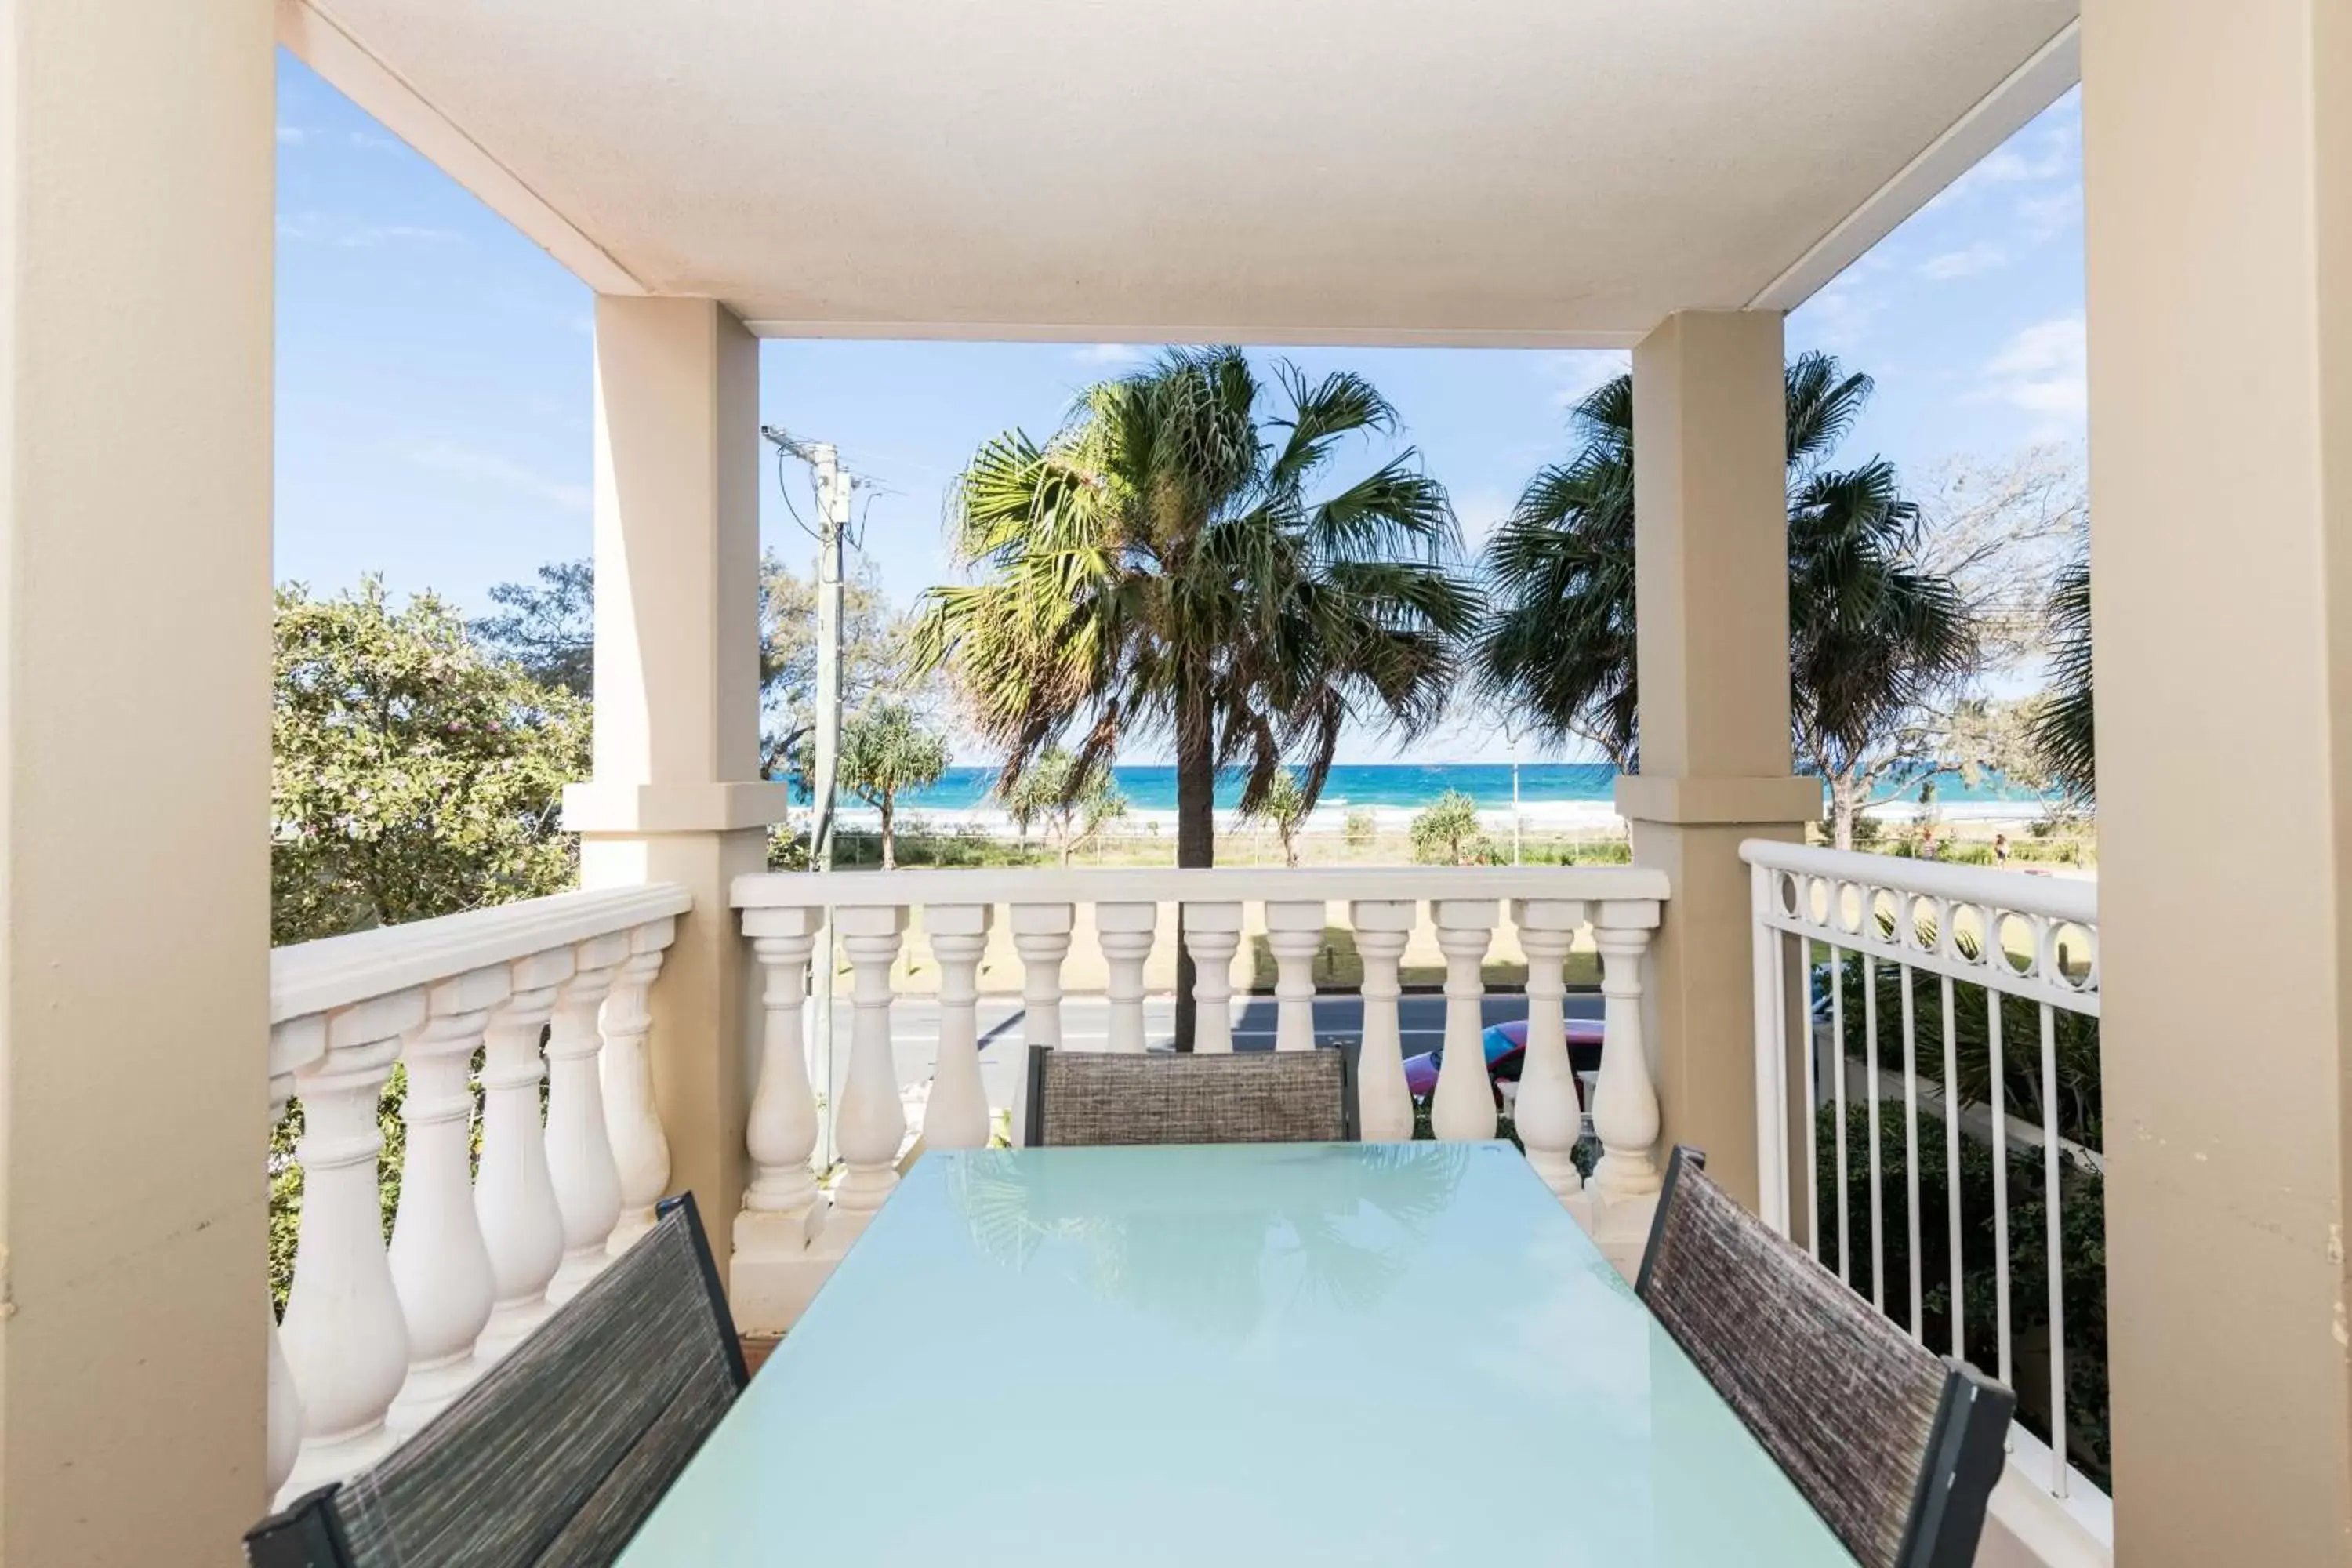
[1813,1100,2108,1492]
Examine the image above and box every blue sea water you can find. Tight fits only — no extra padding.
[895,761,2039,814]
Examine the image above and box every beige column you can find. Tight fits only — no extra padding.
[0,0,276,1556]
[565,297,791,1289]
[2085,3,2352,1559]
[1613,311,1819,1212]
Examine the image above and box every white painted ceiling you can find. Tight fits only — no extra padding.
[296,0,2078,343]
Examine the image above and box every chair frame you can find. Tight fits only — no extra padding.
[1638,1145,2014,1568]
[245,1191,742,1568]
[1023,1042,1360,1147]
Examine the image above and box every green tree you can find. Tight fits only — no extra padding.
[273,578,590,945]
[1004,747,1129,866]
[1475,354,1977,848]
[470,559,596,696]
[1243,767,1312,866]
[826,701,949,869]
[916,347,1476,1040]
[474,554,918,779]
[1410,789,1487,865]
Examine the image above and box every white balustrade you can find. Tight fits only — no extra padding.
[279,987,425,1482]
[1430,899,1499,1139]
[924,905,993,1147]
[1097,902,1157,1054]
[1265,901,1327,1051]
[1181,900,1244,1054]
[831,905,910,1223]
[602,924,675,1251]
[1349,899,1415,1142]
[476,946,572,1345]
[731,866,1671,1329]
[1011,902,1073,1051]
[1588,904,1661,1200]
[1512,898,1585,1199]
[386,964,507,1428]
[545,931,631,1303]
[1742,838,2106,1531]
[267,884,691,1497]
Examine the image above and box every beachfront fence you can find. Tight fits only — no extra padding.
[1742,839,2108,1548]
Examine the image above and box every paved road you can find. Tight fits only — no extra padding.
[807,991,1606,1143]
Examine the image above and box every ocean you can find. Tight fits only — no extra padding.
[892,761,2042,818]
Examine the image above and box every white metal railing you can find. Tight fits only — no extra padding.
[267,884,690,1502]
[726,866,1669,1320]
[1743,839,2107,1545]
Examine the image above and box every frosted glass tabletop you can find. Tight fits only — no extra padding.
[619,1143,1854,1566]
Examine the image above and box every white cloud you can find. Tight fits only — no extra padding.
[278,211,463,249]
[1069,343,1149,368]
[1917,241,2008,281]
[276,125,308,146]
[405,442,590,513]
[2017,187,2083,241]
[1977,315,2087,428]
[1535,349,1628,409]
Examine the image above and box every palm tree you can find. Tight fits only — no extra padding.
[1475,352,1976,848]
[2029,555,2094,803]
[916,347,1476,1041]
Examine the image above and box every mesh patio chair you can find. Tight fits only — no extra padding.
[1636,1146,2015,1568]
[245,1192,746,1568]
[1025,1044,1359,1146]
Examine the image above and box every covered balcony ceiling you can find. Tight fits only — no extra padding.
[285,0,2079,346]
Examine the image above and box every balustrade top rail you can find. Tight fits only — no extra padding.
[1738,839,2096,927]
[272,884,694,1025]
[731,864,1672,909]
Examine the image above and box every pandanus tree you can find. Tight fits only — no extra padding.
[915,347,1477,1041]
[1475,352,1977,848]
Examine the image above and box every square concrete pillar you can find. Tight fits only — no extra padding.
[565,297,793,1286]
[2085,2,2352,1559]
[1614,311,1820,1210]
[1,0,276,1553]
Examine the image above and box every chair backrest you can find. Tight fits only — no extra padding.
[246,1192,746,1568]
[1636,1147,2015,1568]
[1025,1044,1357,1147]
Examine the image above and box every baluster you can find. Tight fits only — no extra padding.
[1265,901,1326,1052]
[1348,900,1415,1142]
[601,919,676,1253]
[830,906,909,1226]
[1430,899,1498,1139]
[1097,902,1157,1054]
[279,988,426,1481]
[1181,902,1243,1053]
[924,904,993,1149]
[475,947,574,1346]
[1589,902,1663,1200]
[546,932,630,1303]
[265,1060,311,1502]
[1512,898,1586,1198]
[386,965,508,1428]
[1011,902,1074,1051]
[737,909,826,1264]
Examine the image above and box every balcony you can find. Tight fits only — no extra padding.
[5,1,2334,1563]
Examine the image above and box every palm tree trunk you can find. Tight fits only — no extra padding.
[880,795,896,870]
[1172,689,1215,1051]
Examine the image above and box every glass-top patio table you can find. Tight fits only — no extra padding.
[619,1142,1855,1566]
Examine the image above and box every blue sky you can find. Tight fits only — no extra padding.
[276,53,2083,764]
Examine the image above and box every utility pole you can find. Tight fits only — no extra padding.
[760,424,853,1171]
[807,442,848,1169]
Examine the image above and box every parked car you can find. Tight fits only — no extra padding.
[1404,1015,1604,1101]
